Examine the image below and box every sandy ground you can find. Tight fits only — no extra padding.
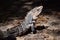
[0,11,60,40]
[16,14,60,40]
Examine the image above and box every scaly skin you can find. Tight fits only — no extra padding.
[0,6,43,38]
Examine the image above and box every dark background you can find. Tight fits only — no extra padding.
[0,0,60,23]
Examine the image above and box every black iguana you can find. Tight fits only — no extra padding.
[0,6,43,38]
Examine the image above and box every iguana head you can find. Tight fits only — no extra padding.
[30,6,43,19]
[26,6,43,20]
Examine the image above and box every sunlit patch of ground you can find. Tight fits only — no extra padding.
[0,11,60,40]
[16,11,60,40]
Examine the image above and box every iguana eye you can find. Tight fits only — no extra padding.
[37,9,40,11]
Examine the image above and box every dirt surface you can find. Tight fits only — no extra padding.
[16,12,60,40]
[0,11,60,40]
